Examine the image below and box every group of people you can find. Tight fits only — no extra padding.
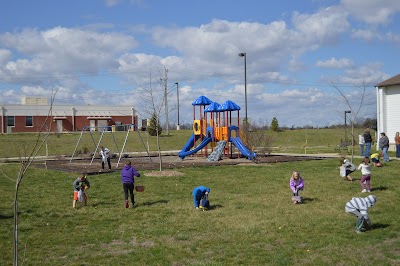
[73,134,388,235]
[359,128,399,161]
[340,157,373,192]
[292,167,377,234]
[72,165,377,234]
[72,159,141,209]
[340,154,378,233]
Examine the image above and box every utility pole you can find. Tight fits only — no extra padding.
[344,110,351,146]
[175,82,180,130]
[163,67,169,135]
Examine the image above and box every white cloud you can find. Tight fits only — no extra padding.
[320,63,390,86]
[316,57,354,69]
[292,7,350,46]
[0,27,138,83]
[341,0,400,24]
[351,29,383,41]
[0,49,11,64]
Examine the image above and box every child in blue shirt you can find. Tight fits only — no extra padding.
[192,186,210,209]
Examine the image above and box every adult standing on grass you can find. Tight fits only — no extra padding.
[192,186,210,209]
[394,132,400,158]
[345,195,376,233]
[363,128,373,157]
[121,160,140,208]
[100,146,111,171]
[72,173,90,209]
[358,134,365,157]
[379,132,390,162]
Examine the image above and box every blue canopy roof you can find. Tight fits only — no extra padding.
[218,100,241,111]
[204,102,220,112]
[192,96,212,106]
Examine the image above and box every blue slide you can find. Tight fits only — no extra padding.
[178,134,212,159]
[230,136,257,160]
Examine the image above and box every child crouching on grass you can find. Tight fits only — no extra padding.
[73,173,90,209]
[345,195,376,233]
[289,171,304,204]
[370,152,382,167]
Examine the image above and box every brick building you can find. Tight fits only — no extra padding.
[1,97,138,133]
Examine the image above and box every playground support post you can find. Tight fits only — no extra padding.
[70,126,97,162]
[116,124,153,168]
[238,52,248,126]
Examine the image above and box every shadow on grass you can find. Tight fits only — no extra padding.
[369,223,389,230]
[91,201,116,207]
[300,197,316,203]
[140,200,169,206]
[370,186,388,191]
[0,214,13,219]
[208,204,223,210]
[86,170,116,176]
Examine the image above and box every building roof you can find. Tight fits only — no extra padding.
[375,73,400,87]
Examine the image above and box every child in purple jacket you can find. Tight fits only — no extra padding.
[289,171,304,204]
[121,160,140,208]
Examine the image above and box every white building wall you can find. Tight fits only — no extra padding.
[376,86,400,151]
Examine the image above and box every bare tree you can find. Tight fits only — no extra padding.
[138,72,172,171]
[13,88,58,265]
[331,81,375,161]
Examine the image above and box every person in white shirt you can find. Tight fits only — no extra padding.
[100,146,111,170]
[358,134,365,156]
[358,157,372,193]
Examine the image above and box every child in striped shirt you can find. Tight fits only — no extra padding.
[345,195,376,233]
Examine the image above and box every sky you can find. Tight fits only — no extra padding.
[0,0,399,127]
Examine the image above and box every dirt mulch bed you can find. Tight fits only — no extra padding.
[40,154,321,175]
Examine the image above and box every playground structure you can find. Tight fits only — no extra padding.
[70,124,152,168]
[178,96,256,161]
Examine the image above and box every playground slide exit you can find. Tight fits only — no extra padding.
[178,133,212,159]
[229,136,256,160]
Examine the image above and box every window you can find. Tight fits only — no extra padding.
[26,116,33,127]
[7,116,15,127]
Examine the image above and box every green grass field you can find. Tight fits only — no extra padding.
[1,158,399,265]
[0,128,386,158]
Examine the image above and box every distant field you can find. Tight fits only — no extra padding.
[1,158,399,265]
[0,128,380,159]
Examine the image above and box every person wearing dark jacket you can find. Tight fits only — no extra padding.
[363,128,373,157]
[379,132,390,162]
[121,160,140,208]
[72,173,90,209]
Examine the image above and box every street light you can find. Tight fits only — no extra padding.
[238,52,247,125]
[175,82,180,130]
[344,110,351,145]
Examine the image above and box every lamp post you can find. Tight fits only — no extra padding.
[344,110,351,146]
[175,82,180,130]
[238,52,247,125]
